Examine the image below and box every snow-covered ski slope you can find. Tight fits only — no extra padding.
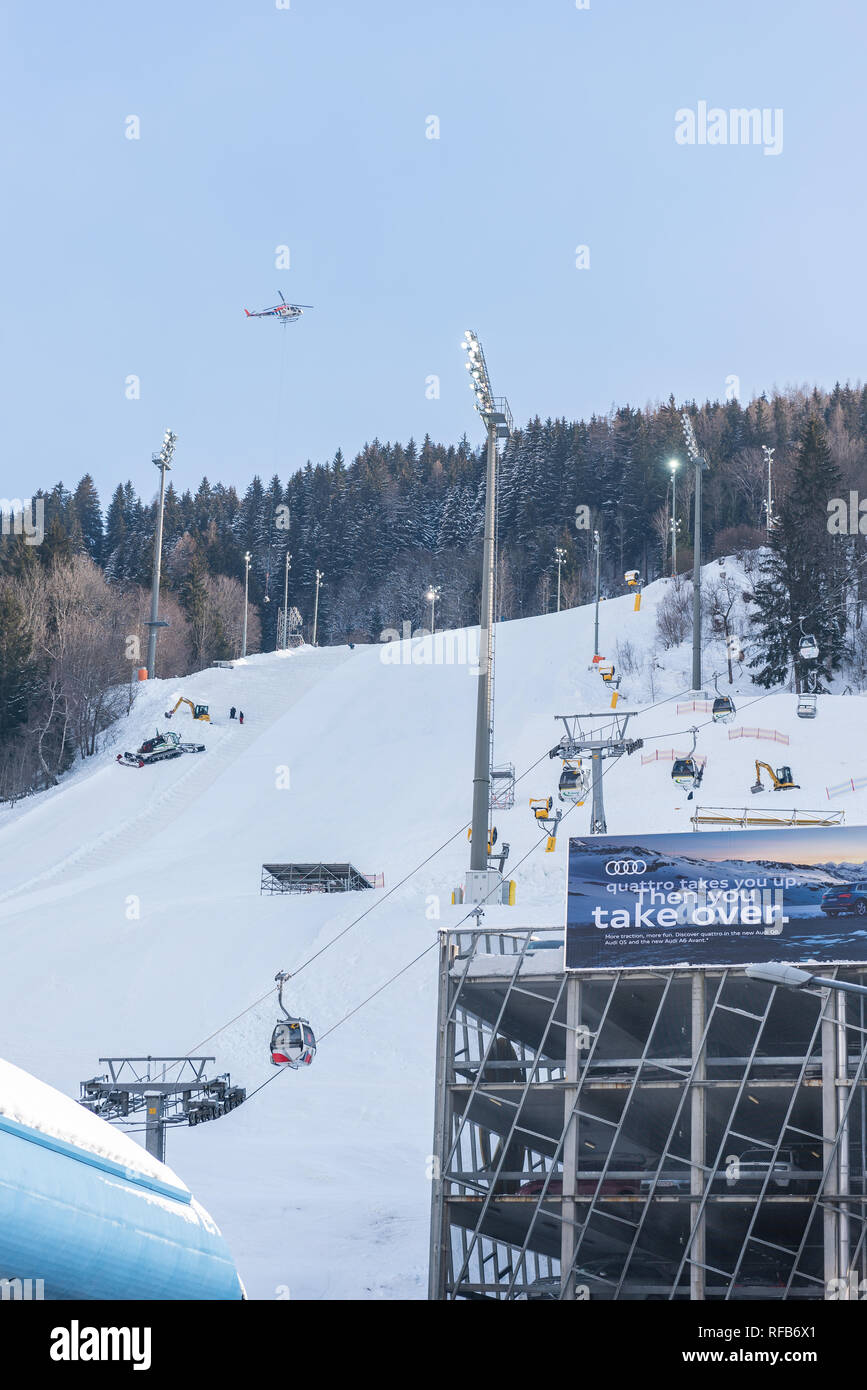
[2,562,866,1298]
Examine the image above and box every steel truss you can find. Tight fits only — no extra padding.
[428,928,867,1300]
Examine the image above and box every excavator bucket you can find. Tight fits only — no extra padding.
[750,778,763,794]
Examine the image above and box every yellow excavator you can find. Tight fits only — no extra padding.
[164,697,210,722]
[751,761,799,794]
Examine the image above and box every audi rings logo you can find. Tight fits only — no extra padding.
[604,859,647,875]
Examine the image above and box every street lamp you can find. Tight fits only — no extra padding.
[667,458,680,577]
[681,412,709,692]
[745,963,867,998]
[461,330,512,886]
[312,568,324,646]
[554,547,566,613]
[282,551,292,650]
[241,551,251,658]
[145,429,177,679]
[425,584,441,634]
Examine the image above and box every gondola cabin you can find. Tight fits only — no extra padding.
[270,1019,316,1069]
[711,695,736,723]
[671,758,698,788]
[799,635,819,661]
[558,763,588,805]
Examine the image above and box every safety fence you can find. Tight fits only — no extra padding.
[826,777,867,801]
[728,726,789,745]
[641,749,707,769]
[676,700,712,714]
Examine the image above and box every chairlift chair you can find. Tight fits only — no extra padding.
[797,693,818,719]
[270,973,316,1070]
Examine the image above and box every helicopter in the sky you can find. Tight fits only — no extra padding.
[244,291,313,323]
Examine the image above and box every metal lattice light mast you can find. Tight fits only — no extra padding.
[282,550,292,649]
[592,529,601,658]
[312,568,324,646]
[681,412,709,692]
[426,584,441,634]
[762,445,776,531]
[668,458,680,576]
[145,429,176,679]
[462,331,512,877]
[241,551,251,658]
[554,547,566,612]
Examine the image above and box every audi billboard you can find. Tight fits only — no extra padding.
[565,826,867,970]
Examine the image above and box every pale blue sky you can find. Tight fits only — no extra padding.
[2,0,865,503]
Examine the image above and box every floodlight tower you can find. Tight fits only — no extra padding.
[312,568,324,645]
[762,445,776,531]
[681,412,709,692]
[242,551,252,658]
[668,458,680,576]
[592,530,601,657]
[281,550,292,649]
[462,331,512,887]
[425,584,441,634]
[554,547,566,612]
[145,429,177,679]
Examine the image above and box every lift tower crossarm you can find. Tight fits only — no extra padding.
[549,713,644,834]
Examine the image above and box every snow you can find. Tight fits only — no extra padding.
[1,561,865,1298]
[0,1056,187,1191]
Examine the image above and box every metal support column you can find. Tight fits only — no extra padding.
[428,932,453,1299]
[470,420,497,871]
[561,974,581,1298]
[589,748,606,835]
[822,998,839,1296]
[689,971,706,1300]
[144,1091,165,1164]
[692,457,702,692]
[838,989,851,1290]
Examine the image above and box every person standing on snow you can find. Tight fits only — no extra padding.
[239,711,245,724]
[229,707,236,720]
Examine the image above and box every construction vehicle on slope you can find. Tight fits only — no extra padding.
[116,729,206,768]
[164,697,211,722]
[751,761,800,794]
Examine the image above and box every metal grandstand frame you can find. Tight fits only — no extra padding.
[428,926,867,1300]
[260,863,382,894]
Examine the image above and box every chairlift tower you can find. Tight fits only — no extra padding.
[79,1057,245,1163]
[550,712,643,835]
[462,331,513,901]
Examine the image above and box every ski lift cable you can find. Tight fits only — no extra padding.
[236,767,612,1106]
[180,743,559,1059]
[180,682,703,1064]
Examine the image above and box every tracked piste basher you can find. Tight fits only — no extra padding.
[116,729,206,769]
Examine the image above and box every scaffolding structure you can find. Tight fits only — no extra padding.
[260,862,382,894]
[428,926,867,1300]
